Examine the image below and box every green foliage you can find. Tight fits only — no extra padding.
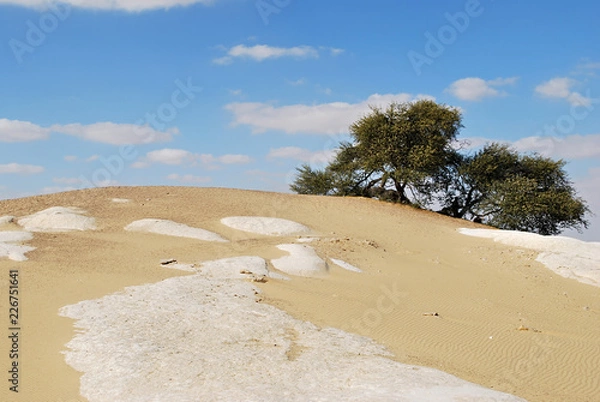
[344,100,462,203]
[289,164,334,195]
[290,101,591,236]
[441,143,589,235]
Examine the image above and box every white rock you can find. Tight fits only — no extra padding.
[221,216,310,236]
[18,207,96,232]
[0,231,35,261]
[0,216,15,225]
[271,244,328,277]
[125,219,228,242]
[330,258,363,273]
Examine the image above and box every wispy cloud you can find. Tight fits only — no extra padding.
[445,77,518,101]
[225,93,435,135]
[166,173,211,184]
[136,148,252,169]
[287,78,307,86]
[146,149,194,165]
[1,119,176,145]
[328,47,345,56]
[534,77,592,106]
[213,44,333,65]
[0,163,44,174]
[267,147,338,165]
[53,122,176,145]
[461,133,600,160]
[573,60,600,77]
[0,0,215,12]
[512,133,600,160]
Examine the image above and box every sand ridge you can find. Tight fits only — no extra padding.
[0,186,599,401]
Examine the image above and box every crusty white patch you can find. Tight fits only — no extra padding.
[221,216,310,236]
[59,256,524,402]
[459,228,600,288]
[0,231,35,261]
[125,219,228,242]
[330,258,363,273]
[271,244,328,277]
[18,207,96,232]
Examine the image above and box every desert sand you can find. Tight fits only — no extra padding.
[0,186,598,401]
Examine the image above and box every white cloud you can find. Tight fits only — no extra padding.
[53,122,175,145]
[86,155,100,162]
[534,77,591,106]
[268,147,337,165]
[487,77,519,86]
[0,119,50,142]
[166,174,211,184]
[1,120,174,144]
[445,77,518,101]
[137,149,252,168]
[0,163,44,174]
[512,133,600,160]
[213,44,322,65]
[460,133,600,160]
[225,93,435,135]
[0,0,215,12]
[146,149,194,165]
[229,89,243,96]
[64,155,78,162]
[573,61,600,77]
[535,77,574,98]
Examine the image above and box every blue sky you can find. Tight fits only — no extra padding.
[0,0,599,240]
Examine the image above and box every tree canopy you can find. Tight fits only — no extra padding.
[290,100,590,236]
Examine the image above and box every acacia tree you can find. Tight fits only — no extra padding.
[300,100,463,204]
[439,143,590,235]
[290,102,590,235]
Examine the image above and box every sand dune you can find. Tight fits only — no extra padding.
[0,186,598,401]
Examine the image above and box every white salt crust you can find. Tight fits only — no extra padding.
[59,256,524,402]
[330,258,363,273]
[271,244,329,277]
[124,219,228,242]
[161,256,290,280]
[459,228,600,288]
[0,216,16,225]
[111,198,131,203]
[0,231,35,261]
[221,216,310,236]
[18,207,96,232]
